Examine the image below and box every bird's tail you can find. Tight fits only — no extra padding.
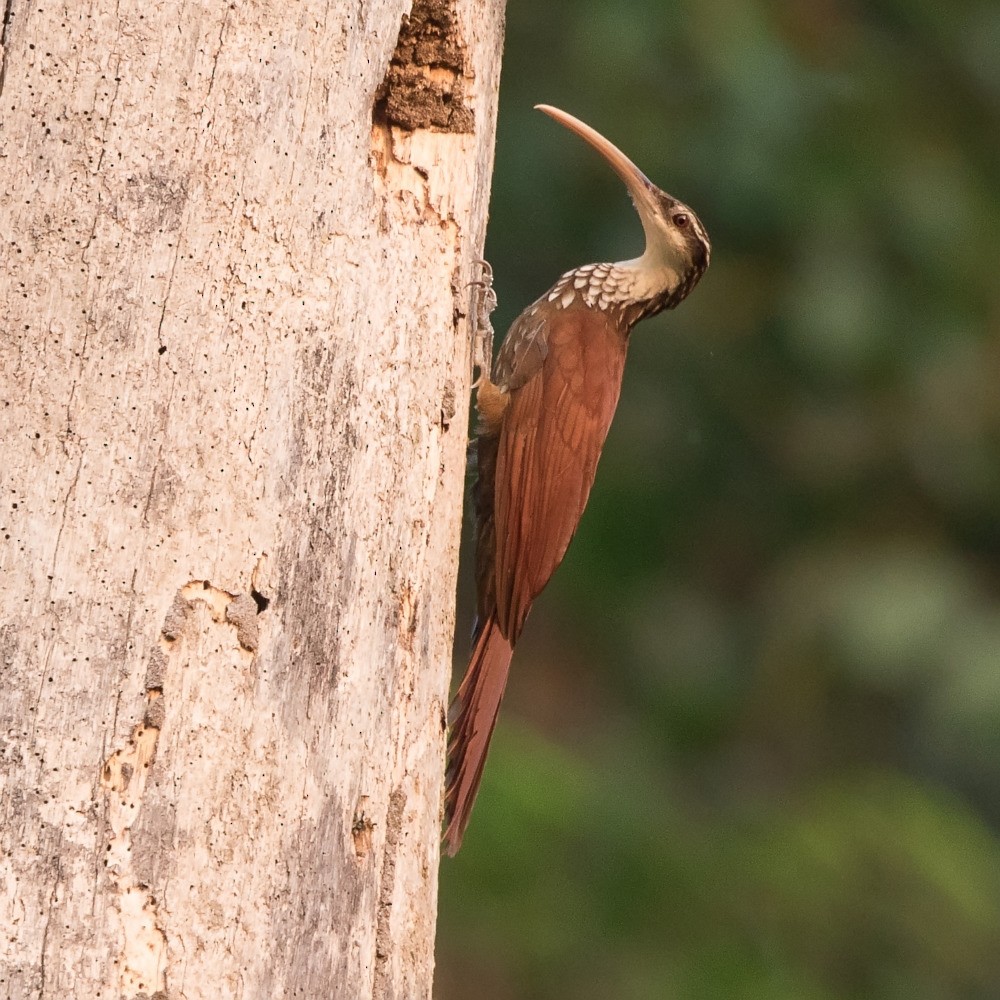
[443,615,513,855]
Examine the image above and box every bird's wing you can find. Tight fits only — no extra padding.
[494,301,550,392]
[472,301,551,634]
[493,306,628,641]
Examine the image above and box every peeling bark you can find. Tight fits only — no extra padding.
[0,0,506,996]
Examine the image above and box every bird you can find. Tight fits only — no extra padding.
[444,105,711,855]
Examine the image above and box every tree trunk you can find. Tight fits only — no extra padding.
[0,0,504,996]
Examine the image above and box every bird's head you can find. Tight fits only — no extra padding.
[536,104,710,308]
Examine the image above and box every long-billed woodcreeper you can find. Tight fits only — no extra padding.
[444,105,711,854]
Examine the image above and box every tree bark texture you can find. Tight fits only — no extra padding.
[0,0,504,996]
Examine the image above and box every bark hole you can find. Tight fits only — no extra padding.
[373,0,474,134]
[250,586,270,613]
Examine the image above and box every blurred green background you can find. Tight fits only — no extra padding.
[438,0,1000,996]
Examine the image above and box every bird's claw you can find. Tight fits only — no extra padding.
[468,258,497,385]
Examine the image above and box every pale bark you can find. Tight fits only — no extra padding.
[0,0,504,996]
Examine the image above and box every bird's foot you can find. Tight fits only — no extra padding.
[468,258,497,388]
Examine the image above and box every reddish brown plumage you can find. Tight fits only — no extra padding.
[494,307,628,638]
[443,105,710,854]
[443,619,512,854]
[443,306,628,854]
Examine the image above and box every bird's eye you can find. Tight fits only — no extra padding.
[673,213,689,228]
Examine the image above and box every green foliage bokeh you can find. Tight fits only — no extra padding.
[439,0,1000,996]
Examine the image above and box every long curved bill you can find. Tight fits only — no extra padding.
[535,104,664,230]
